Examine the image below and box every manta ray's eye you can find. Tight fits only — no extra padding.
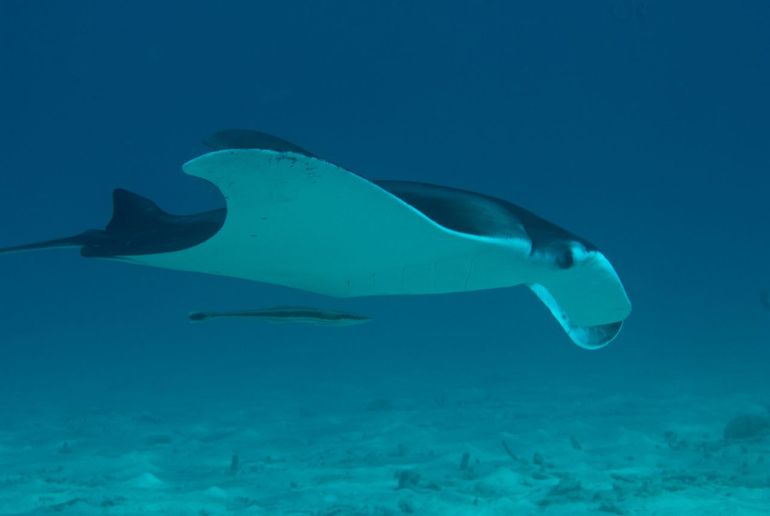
[555,248,574,269]
[552,241,591,269]
[530,243,575,268]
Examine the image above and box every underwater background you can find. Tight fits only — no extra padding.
[1,1,769,514]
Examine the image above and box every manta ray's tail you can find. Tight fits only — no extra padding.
[0,232,98,255]
[0,189,225,258]
[0,190,144,256]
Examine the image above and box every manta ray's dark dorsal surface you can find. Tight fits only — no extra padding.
[0,189,225,258]
[372,180,596,270]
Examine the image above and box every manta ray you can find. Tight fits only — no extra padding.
[0,129,631,348]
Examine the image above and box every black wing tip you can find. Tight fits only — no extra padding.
[188,312,207,322]
[204,129,315,157]
[112,188,138,201]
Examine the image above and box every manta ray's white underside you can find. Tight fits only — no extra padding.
[122,149,631,349]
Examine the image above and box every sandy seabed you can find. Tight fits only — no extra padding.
[0,370,768,516]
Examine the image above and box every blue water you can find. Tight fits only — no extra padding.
[1,1,769,514]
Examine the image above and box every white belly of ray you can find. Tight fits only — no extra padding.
[123,149,537,297]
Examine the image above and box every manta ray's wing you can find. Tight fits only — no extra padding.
[128,148,515,295]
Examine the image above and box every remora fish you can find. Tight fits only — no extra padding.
[188,306,370,326]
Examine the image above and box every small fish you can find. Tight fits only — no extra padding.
[188,306,370,326]
[761,288,770,312]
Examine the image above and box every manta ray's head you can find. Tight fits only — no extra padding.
[528,241,631,350]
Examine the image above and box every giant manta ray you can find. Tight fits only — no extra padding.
[0,130,631,349]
